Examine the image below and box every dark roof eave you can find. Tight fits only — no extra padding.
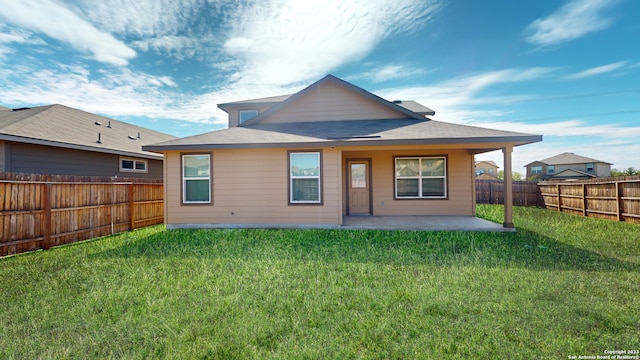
[143,135,543,152]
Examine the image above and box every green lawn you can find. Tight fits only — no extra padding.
[1,205,638,359]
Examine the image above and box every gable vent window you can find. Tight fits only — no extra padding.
[120,157,148,173]
[239,109,258,124]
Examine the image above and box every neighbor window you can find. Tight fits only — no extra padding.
[182,154,211,204]
[548,165,555,174]
[586,163,594,172]
[395,156,446,199]
[531,166,542,174]
[239,109,258,124]
[120,157,147,173]
[289,151,321,204]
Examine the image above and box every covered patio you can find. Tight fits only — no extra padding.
[342,215,514,232]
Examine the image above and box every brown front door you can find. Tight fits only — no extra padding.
[348,160,371,215]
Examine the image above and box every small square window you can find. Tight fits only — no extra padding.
[239,110,258,124]
[586,163,594,172]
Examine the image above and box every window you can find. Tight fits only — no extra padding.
[289,151,321,204]
[120,157,147,173]
[531,166,542,174]
[548,165,555,174]
[239,110,258,124]
[488,168,494,174]
[586,163,594,172]
[395,156,446,199]
[182,154,211,204]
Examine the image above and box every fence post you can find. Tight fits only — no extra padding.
[43,183,51,250]
[556,183,561,213]
[616,181,622,222]
[128,184,135,230]
[582,183,587,217]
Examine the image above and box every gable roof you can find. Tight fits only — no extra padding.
[240,74,431,126]
[144,75,542,152]
[0,104,176,159]
[529,152,612,166]
[476,160,498,168]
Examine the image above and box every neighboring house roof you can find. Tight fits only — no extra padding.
[0,105,10,111]
[145,75,541,152]
[475,160,498,168]
[0,104,176,159]
[526,152,612,166]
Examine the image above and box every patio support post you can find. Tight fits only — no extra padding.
[502,146,515,228]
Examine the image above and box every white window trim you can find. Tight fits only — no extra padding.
[289,151,321,204]
[239,109,259,124]
[182,154,211,204]
[395,156,447,199]
[119,157,148,173]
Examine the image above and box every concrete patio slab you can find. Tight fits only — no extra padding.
[342,215,515,232]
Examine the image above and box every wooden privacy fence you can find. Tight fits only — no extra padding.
[538,178,640,224]
[1,176,164,256]
[475,179,545,207]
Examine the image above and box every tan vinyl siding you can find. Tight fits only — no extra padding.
[342,148,475,216]
[259,81,406,124]
[164,148,342,226]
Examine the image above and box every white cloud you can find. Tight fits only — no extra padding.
[566,61,628,79]
[132,36,202,60]
[0,0,136,66]
[524,0,618,46]
[351,65,431,83]
[223,0,443,86]
[377,67,553,123]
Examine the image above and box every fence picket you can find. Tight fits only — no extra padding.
[0,172,163,256]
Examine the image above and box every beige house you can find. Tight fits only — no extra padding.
[475,160,499,179]
[525,152,612,180]
[144,75,541,229]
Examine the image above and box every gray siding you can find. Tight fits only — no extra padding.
[0,140,6,171]
[6,142,163,178]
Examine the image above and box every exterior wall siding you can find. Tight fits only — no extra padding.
[164,148,342,226]
[228,104,277,127]
[6,142,163,178]
[0,140,6,172]
[343,148,474,216]
[259,82,406,124]
[164,145,478,227]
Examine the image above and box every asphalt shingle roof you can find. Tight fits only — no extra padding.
[0,104,176,159]
[538,152,611,165]
[145,118,540,151]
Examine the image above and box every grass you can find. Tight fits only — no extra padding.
[1,205,638,359]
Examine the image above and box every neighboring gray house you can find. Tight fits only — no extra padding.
[0,104,176,178]
[525,152,612,180]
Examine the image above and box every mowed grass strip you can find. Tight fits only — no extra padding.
[0,205,638,359]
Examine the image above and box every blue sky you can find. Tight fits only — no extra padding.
[1,0,639,173]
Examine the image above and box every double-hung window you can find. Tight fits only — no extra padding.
[395,156,446,198]
[289,151,321,204]
[182,154,211,204]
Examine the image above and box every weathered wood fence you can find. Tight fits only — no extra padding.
[0,173,164,256]
[538,177,640,224]
[475,179,545,207]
